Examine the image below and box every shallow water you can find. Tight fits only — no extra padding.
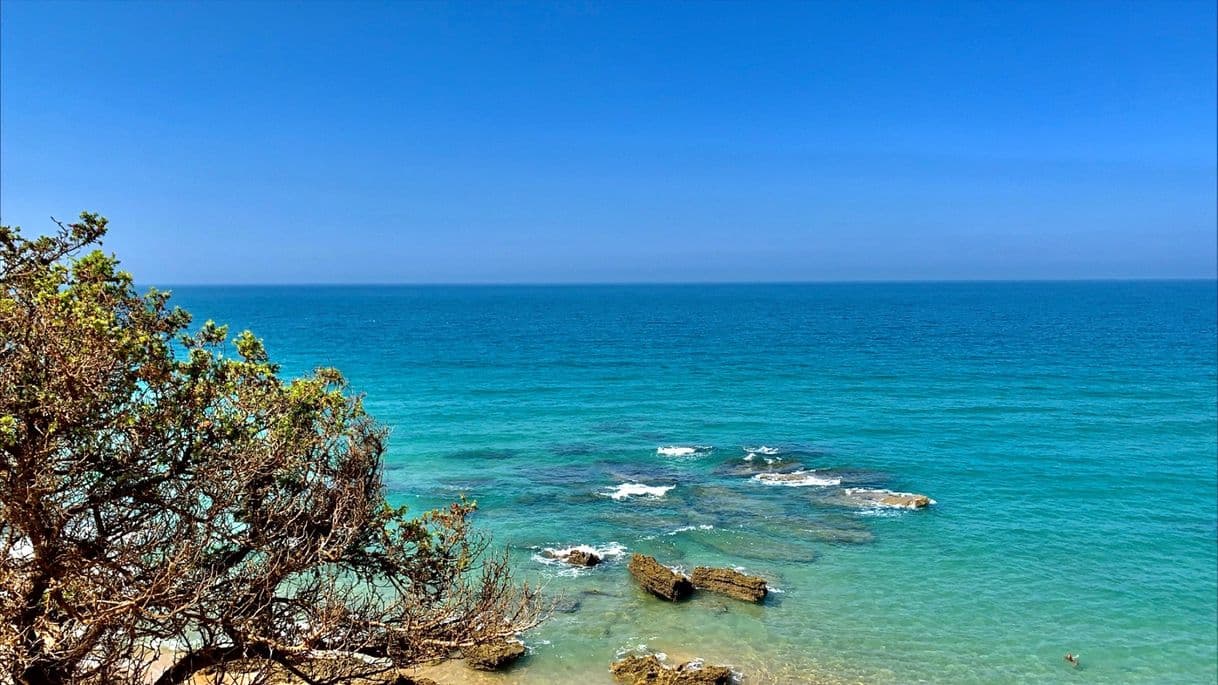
[171,282,1217,684]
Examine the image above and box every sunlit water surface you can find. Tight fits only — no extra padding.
[170,283,1217,684]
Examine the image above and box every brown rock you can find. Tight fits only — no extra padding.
[628,554,693,601]
[878,493,932,508]
[461,640,526,670]
[843,488,935,510]
[567,549,601,566]
[610,655,734,684]
[690,567,767,602]
[542,547,602,566]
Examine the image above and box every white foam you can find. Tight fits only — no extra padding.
[752,470,842,487]
[533,542,627,566]
[614,644,668,661]
[532,542,627,576]
[855,507,903,518]
[744,445,785,464]
[667,524,714,536]
[657,445,711,457]
[602,482,676,500]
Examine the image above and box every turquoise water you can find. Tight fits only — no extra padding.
[170,283,1217,684]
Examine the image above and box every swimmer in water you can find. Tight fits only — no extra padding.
[1064,653,1080,667]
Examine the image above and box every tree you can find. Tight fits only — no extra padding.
[0,214,541,685]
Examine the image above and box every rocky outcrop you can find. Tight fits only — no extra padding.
[691,567,767,602]
[610,655,734,684]
[879,493,932,508]
[753,471,810,483]
[543,547,602,566]
[628,554,693,601]
[567,549,601,566]
[843,488,935,509]
[462,640,526,670]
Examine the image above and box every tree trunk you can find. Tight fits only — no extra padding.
[153,645,271,685]
[18,663,66,685]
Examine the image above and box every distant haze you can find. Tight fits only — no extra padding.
[1,1,1215,283]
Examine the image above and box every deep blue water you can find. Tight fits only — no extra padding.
[168,282,1218,684]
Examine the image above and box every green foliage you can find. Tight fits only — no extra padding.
[0,214,538,685]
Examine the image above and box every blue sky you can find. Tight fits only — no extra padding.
[2,1,1214,283]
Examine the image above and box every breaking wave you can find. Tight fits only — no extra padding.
[657,445,712,457]
[602,482,676,500]
[752,470,842,487]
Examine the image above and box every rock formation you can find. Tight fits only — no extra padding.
[610,655,734,684]
[628,554,693,601]
[843,488,935,509]
[566,548,601,566]
[543,547,603,566]
[461,640,526,670]
[879,493,932,508]
[690,567,767,602]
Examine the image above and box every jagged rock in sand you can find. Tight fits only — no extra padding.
[391,676,439,685]
[461,640,526,670]
[628,554,693,601]
[610,655,734,684]
[691,566,768,602]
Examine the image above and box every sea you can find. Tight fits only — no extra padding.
[167,282,1217,684]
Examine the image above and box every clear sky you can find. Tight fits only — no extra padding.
[1,1,1214,283]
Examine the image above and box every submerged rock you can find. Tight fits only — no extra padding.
[610,655,734,684]
[801,524,876,545]
[628,553,693,601]
[750,513,876,545]
[683,526,818,564]
[462,640,526,670]
[691,567,768,602]
[712,457,802,478]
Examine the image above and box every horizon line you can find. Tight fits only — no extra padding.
[143,277,1218,288]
